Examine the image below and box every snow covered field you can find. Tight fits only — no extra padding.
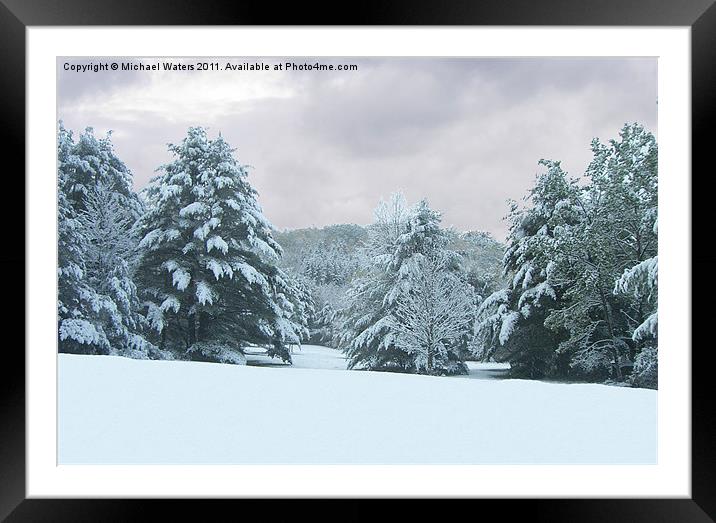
[59,349,657,464]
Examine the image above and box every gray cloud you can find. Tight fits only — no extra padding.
[57,57,657,240]
[57,57,151,104]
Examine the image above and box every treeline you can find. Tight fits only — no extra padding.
[275,203,506,373]
[57,121,658,388]
[273,225,370,345]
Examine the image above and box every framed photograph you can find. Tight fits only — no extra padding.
[5,0,713,520]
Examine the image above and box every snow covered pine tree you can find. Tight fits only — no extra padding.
[58,134,108,354]
[135,127,308,363]
[338,193,412,371]
[57,123,156,358]
[340,195,474,374]
[472,160,574,378]
[545,124,658,383]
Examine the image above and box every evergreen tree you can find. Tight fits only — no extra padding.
[309,301,338,345]
[338,193,410,370]
[545,124,657,381]
[57,123,155,357]
[57,162,110,354]
[473,160,576,378]
[78,183,157,358]
[448,230,506,300]
[614,219,658,388]
[340,196,471,374]
[136,127,307,362]
[58,122,143,219]
[282,272,313,346]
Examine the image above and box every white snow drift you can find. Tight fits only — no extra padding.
[59,351,657,464]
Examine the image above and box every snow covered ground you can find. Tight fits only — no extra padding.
[59,350,657,464]
[245,344,350,370]
[463,360,511,379]
[246,344,512,378]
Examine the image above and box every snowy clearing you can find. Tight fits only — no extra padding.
[245,344,350,371]
[246,344,511,379]
[59,353,656,464]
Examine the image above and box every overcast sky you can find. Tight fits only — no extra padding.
[57,57,657,240]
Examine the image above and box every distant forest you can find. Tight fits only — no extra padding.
[274,223,505,353]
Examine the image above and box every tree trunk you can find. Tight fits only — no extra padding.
[160,326,166,350]
[598,283,622,381]
[197,312,208,343]
[194,311,201,344]
[187,315,196,347]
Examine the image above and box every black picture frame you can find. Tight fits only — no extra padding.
[3,1,713,520]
